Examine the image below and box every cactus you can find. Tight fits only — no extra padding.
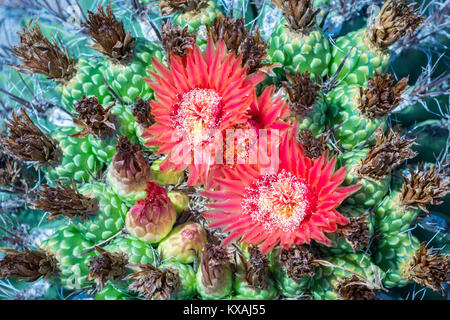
[0,0,448,302]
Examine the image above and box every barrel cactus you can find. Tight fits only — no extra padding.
[0,0,448,302]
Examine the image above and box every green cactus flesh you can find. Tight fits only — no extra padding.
[373,233,420,288]
[327,85,384,150]
[339,149,390,207]
[268,18,331,79]
[329,28,390,86]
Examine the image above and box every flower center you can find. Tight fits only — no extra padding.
[173,88,222,145]
[241,170,315,232]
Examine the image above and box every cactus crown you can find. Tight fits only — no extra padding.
[298,129,330,160]
[200,244,233,287]
[159,0,208,15]
[132,98,154,128]
[112,137,150,182]
[358,71,409,119]
[0,247,59,282]
[11,20,75,81]
[237,246,269,289]
[335,275,376,300]
[279,245,317,280]
[400,163,450,212]
[83,4,136,63]
[403,242,449,292]
[207,14,268,75]
[367,0,425,50]
[284,70,320,118]
[272,0,319,32]
[358,127,417,181]
[33,181,99,221]
[1,108,60,168]
[125,264,180,300]
[336,213,371,252]
[87,247,128,291]
[71,96,116,140]
[160,21,197,60]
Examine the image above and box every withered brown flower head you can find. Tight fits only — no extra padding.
[335,275,377,300]
[207,14,269,75]
[12,19,75,81]
[112,137,150,183]
[125,264,180,300]
[280,245,317,280]
[71,96,116,140]
[87,246,128,291]
[284,70,320,118]
[159,0,208,15]
[238,28,268,75]
[367,0,425,50]
[336,213,371,252]
[132,98,154,128]
[238,246,269,290]
[200,244,233,289]
[0,150,26,188]
[160,21,196,60]
[1,108,60,168]
[33,180,99,221]
[404,242,449,292]
[358,127,417,181]
[207,14,247,55]
[400,163,450,212]
[0,247,59,282]
[358,71,409,118]
[83,4,136,63]
[272,0,319,32]
[298,129,330,160]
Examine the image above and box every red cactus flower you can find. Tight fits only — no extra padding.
[142,39,265,186]
[206,86,292,189]
[202,125,361,254]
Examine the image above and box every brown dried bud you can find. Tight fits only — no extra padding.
[200,244,233,288]
[160,21,196,60]
[336,213,371,252]
[238,246,269,290]
[1,108,60,168]
[335,275,377,300]
[0,150,30,192]
[33,180,99,221]
[358,71,409,118]
[0,247,59,282]
[159,0,208,15]
[83,4,136,63]
[272,0,319,32]
[280,245,317,280]
[125,264,180,300]
[400,163,450,212]
[298,129,329,160]
[207,14,269,75]
[71,96,116,140]
[207,14,247,55]
[132,98,154,128]
[367,0,425,50]
[404,242,449,292]
[11,19,75,81]
[87,246,128,291]
[358,127,417,181]
[112,137,151,184]
[238,28,269,75]
[284,70,320,119]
